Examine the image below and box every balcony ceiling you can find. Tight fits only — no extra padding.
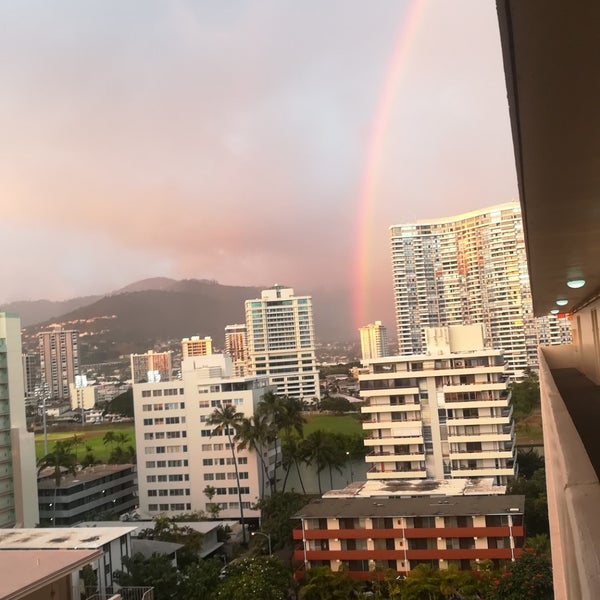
[497,1,600,316]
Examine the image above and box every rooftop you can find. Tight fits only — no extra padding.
[37,463,135,489]
[0,549,102,600]
[294,495,525,519]
[324,478,507,498]
[0,527,137,549]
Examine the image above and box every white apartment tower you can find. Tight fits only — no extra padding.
[245,286,320,400]
[38,326,79,400]
[360,324,515,488]
[130,350,172,384]
[133,354,274,520]
[0,313,39,527]
[224,324,249,377]
[390,202,570,377]
[359,321,390,360]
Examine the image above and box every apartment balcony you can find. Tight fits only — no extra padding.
[538,346,600,599]
[365,450,426,463]
[450,466,515,478]
[364,435,424,446]
[359,387,419,399]
[447,430,513,443]
[449,449,515,460]
[361,403,420,414]
[362,418,422,430]
[367,466,427,479]
[442,382,507,393]
[446,415,512,427]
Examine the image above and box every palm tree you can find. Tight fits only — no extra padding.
[103,430,117,450]
[37,440,78,526]
[302,431,344,495]
[70,434,84,462]
[236,413,272,498]
[207,405,247,543]
[281,435,307,493]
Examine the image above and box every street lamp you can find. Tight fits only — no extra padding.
[251,531,272,556]
[346,451,354,483]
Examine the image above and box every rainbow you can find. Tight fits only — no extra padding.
[353,0,427,330]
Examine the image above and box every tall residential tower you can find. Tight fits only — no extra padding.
[390,203,570,377]
[38,326,79,400]
[0,313,39,527]
[359,321,390,360]
[245,286,320,400]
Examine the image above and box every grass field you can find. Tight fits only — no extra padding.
[303,413,363,436]
[35,423,135,462]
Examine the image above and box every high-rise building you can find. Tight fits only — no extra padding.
[359,321,390,360]
[182,336,213,358]
[130,350,172,384]
[38,326,79,400]
[21,352,39,404]
[133,353,275,520]
[245,286,320,400]
[360,324,515,488]
[224,324,249,377]
[390,203,570,378]
[0,313,39,527]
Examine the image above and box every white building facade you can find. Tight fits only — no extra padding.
[0,313,39,527]
[360,325,515,488]
[133,354,274,520]
[390,203,571,378]
[359,321,390,360]
[245,286,320,400]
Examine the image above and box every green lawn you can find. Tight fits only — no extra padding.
[516,408,544,446]
[303,414,363,436]
[35,423,135,462]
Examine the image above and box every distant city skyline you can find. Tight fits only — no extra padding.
[1,1,517,329]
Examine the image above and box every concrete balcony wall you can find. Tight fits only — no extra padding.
[539,346,600,600]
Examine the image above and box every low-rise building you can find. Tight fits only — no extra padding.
[37,464,137,526]
[293,495,525,580]
[0,526,140,597]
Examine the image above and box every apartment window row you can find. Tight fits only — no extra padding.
[143,417,185,426]
[201,428,234,437]
[147,488,191,497]
[146,474,190,483]
[145,459,189,468]
[140,388,184,398]
[203,471,249,481]
[142,402,185,411]
[148,503,192,511]
[144,431,187,440]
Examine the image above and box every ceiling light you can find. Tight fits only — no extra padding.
[556,299,568,306]
[550,309,560,315]
[567,279,586,289]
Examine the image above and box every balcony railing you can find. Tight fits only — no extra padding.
[79,587,154,600]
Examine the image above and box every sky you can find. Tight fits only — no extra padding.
[0,0,517,328]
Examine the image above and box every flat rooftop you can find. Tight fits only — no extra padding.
[295,495,525,519]
[0,527,137,549]
[323,478,506,498]
[37,463,135,489]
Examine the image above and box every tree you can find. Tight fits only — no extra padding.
[137,517,203,568]
[70,434,84,462]
[81,443,98,468]
[204,485,221,519]
[207,404,247,543]
[255,492,308,550]
[114,553,179,600]
[236,413,273,498]
[37,440,78,487]
[302,431,345,493]
[214,557,294,600]
[178,558,222,600]
[103,430,117,450]
[487,550,553,600]
[318,396,357,414]
[107,388,134,417]
[511,369,540,420]
[299,566,364,600]
[281,435,307,493]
